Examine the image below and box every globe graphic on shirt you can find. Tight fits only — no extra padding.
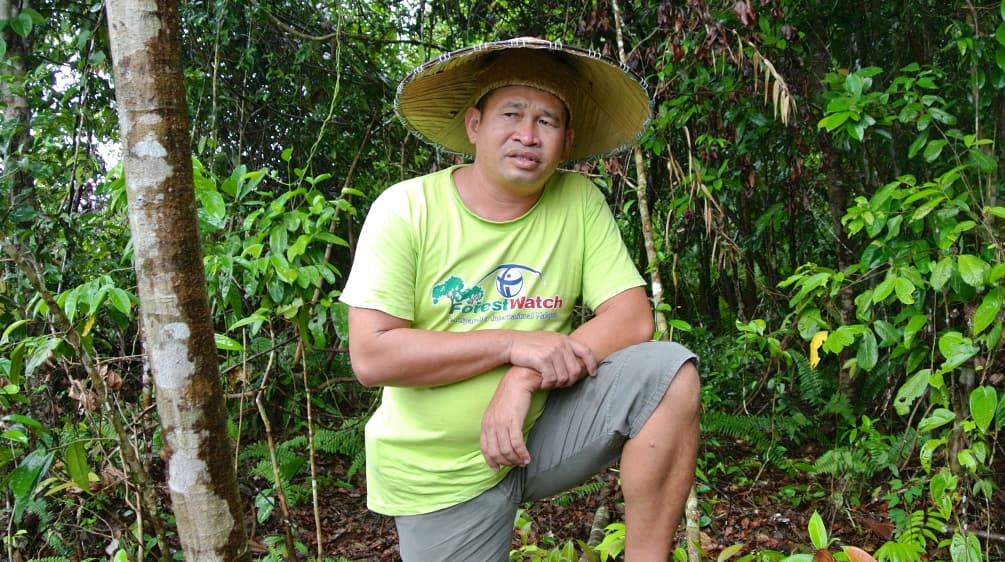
[495,267,524,298]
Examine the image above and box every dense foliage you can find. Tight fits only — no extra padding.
[0,0,1002,560]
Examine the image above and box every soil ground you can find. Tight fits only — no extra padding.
[253,441,1005,561]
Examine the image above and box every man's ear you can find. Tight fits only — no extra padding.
[464,106,482,144]
[562,127,575,161]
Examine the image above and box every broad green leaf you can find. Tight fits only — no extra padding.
[818,112,850,131]
[857,329,878,370]
[931,257,954,290]
[950,532,982,562]
[10,448,53,499]
[214,333,244,352]
[895,369,930,415]
[873,320,900,345]
[3,414,47,435]
[918,407,955,432]
[873,277,895,302]
[920,438,945,473]
[332,302,350,344]
[26,337,62,377]
[229,313,268,331]
[957,254,988,287]
[923,139,947,162]
[10,12,32,37]
[908,131,929,158]
[929,469,956,511]
[717,544,744,562]
[65,440,91,492]
[973,287,1003,335]
[938,331,979,370]
[807,511,830,549]
[64,289,79,322]
[1,429,27,445]
[1,319,30,344]
[108,288,133,316]
[998,22,1005,46]
[823,325,857,353]
[200,189,226,221]
[893,277,916,304]
[970,386,997,433]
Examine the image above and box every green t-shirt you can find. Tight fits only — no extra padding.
[340,165,644,515]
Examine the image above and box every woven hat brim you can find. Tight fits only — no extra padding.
[395,38,652,162]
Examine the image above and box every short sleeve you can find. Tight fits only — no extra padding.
[339,183,419,321]
[580,184,645,310]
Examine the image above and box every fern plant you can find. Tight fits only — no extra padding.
[550,476,605,508]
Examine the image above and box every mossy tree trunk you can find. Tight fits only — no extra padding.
[105,1,250,559]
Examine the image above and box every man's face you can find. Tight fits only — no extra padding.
[464,85,575,192]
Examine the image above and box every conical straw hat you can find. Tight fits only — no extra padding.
[395,37,652,162]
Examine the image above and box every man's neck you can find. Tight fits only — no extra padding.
[452,165,546,222]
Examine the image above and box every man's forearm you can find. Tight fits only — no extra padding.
[350,327,516,387]
[569,286,655,362]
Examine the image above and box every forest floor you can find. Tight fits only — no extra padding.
[252,440,1005,561]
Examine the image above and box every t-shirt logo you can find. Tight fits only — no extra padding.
[487,264,542,299]
[431,264,544,306]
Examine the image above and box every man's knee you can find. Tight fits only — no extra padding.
[666,360,701,423]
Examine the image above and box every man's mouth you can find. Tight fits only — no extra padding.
[507,151,541,165]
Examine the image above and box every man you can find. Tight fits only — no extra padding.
[340,38,700,561]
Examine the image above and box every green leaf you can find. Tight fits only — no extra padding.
[716,544,744,562]
[893,277,916,304]
[807,511,830,549]
[1,319,30,344]
[873,320,900,345]
[818,112,850,131]
[920,438,944,473]
[973,287,1003,335]
[957,254,988,287]
[908,131,929,158]
[923,139,947,162]
[895,369,930,415]
[10,448,53,499]
[997,22,1005,46]
[2,414,47,435]
[950,532,982,562]
[0,37,6,62]
[214,333,244,352]
[229,313,268,331]
[931,257,954,290]
[10,12,32,37]
[857,329,878,370]
[108,288,133,316]
[970,386,997,433]
[281,147,293,162]
[26,337,62,377]
[938,331,979,370]
[65,440,92,492]
[200,188,226,221]
[918,408,955,432]
[1,429,27,445]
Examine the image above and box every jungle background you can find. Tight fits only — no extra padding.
[1,0,1004,560]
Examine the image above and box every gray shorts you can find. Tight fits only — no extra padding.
[394,341,698,562]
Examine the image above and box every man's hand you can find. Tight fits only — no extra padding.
[480,368,539,471]
[508,331,597,389]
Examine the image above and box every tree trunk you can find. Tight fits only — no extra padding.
[105,1,250,560]
[0,0,33,209]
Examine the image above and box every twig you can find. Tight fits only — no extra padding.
[0,231,172,561]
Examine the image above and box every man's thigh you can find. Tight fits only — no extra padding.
[520,341,697,502]
[394,475,519,562]
[394,341,698,560]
